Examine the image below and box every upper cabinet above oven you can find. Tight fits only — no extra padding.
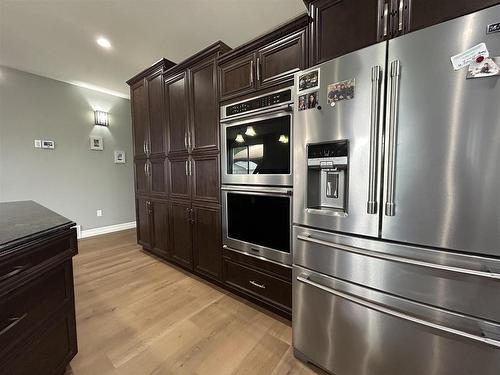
[218,14,309,102]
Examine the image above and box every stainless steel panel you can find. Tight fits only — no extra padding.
[293,225,500,323]
[222,185,293,265]
[293,42,386,237]
[293,265,500,375]
[221,108,293,187]
[382,5,500,255]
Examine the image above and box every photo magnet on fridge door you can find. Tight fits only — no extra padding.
[327,79,355,106]
[298,91,319,111]
[297,68,320,94]
[466,56,500,78]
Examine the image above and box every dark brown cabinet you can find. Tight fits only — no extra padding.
[168,155,191,201]
[151,200,169,258]
[257,29,307,87]
[405,0,500,34]
[308,0,380,65]
[165,72,189,155]
[193,205,222,280]
[306,0,500,66]
[134,159,150,195]
[136,197,152,249]
[147,71,166,156]
[192,153,220,204]
[189,58,220,153]
[219,53,256,100]
[169,200,193,269]
[150,156,167,196]
[130,80,149,158]
[218,15,309,101]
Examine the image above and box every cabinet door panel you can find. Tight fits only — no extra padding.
[136,198,151,249]
[190,59,219,152]
[258,29,307,87]
[407,0,500,33]
[150,157,167,196]
[165,73,188,154]
[151,200,169,257]
[219,53,256,100]
[131,81,148,157]
[192,153,219,204]
[169,201,193,269]
[135,159,150,194]
[168,156,190,200]
[310,0,380,64]
[147,71,166,156]
[193,205,222,280]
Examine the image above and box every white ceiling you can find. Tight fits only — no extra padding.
[0,0,306,98]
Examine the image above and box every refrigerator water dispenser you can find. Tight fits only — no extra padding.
[307,141,348,213]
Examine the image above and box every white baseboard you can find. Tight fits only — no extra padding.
[78,221,136,239]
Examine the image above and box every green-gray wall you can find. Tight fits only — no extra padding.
[0,66,135,231]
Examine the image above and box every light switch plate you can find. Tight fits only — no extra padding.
[34,140,42,148]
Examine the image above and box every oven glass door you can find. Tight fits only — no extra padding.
[226,191,291,256]
[223,112,292,186]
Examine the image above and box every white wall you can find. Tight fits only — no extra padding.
[0,66,135,230]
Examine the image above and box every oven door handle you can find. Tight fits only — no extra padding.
[221,186,292,196]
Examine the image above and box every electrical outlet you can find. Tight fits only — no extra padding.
[34,140,42,148]
[96,209,102,217]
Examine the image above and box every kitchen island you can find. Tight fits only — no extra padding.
[0,201,78,375]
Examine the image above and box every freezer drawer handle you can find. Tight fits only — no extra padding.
[367,65,381,214]
[296,274,500,349]
[249,280,266,289]
[385,60,401,216]
[296,234,500,280]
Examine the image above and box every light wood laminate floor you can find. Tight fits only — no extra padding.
[66,229,323,375]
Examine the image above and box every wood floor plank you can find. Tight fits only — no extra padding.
[67,229,322,375]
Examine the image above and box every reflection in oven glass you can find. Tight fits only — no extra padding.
[226,116,290,175]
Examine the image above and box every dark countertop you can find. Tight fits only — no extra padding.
[0,201,74,253]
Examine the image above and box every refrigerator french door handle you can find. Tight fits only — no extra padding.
[385,60,401,216]
[296,234,500,280]
[296,274,500,349]
[367,65,381,214]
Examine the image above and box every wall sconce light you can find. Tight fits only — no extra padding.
[94,110,109,126]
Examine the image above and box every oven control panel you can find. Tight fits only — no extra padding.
[225,89,292,117]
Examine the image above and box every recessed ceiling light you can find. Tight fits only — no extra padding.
[96,37,111,49]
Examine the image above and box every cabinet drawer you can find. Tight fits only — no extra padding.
[0,307,77,375]
[0,262,73,354]
[0,229,76,287]
[223,259,291,310]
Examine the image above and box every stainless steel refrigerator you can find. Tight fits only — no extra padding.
[292,5,500,375]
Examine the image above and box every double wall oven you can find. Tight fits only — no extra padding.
[220,88,293,265]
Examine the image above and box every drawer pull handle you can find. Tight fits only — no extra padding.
[249,280,266,289]
[0,313,28,336]
[0,264,31,283]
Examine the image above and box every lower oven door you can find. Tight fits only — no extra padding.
[293,265,500,375]
[222,186,292,265]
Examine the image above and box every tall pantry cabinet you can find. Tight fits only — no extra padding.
[127,42,230,281]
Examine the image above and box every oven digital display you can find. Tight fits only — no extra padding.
[226,89,291,117]
[227,193,290,253]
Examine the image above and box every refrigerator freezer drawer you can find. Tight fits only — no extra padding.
[293,225,500,323]
[293,265,500,375]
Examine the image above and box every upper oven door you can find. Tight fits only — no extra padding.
[221,109,292,186]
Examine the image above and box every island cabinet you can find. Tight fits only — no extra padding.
[129,41,230,282]
[305,0,500,65]
[0,201,78,375]
[218,14,310,102]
